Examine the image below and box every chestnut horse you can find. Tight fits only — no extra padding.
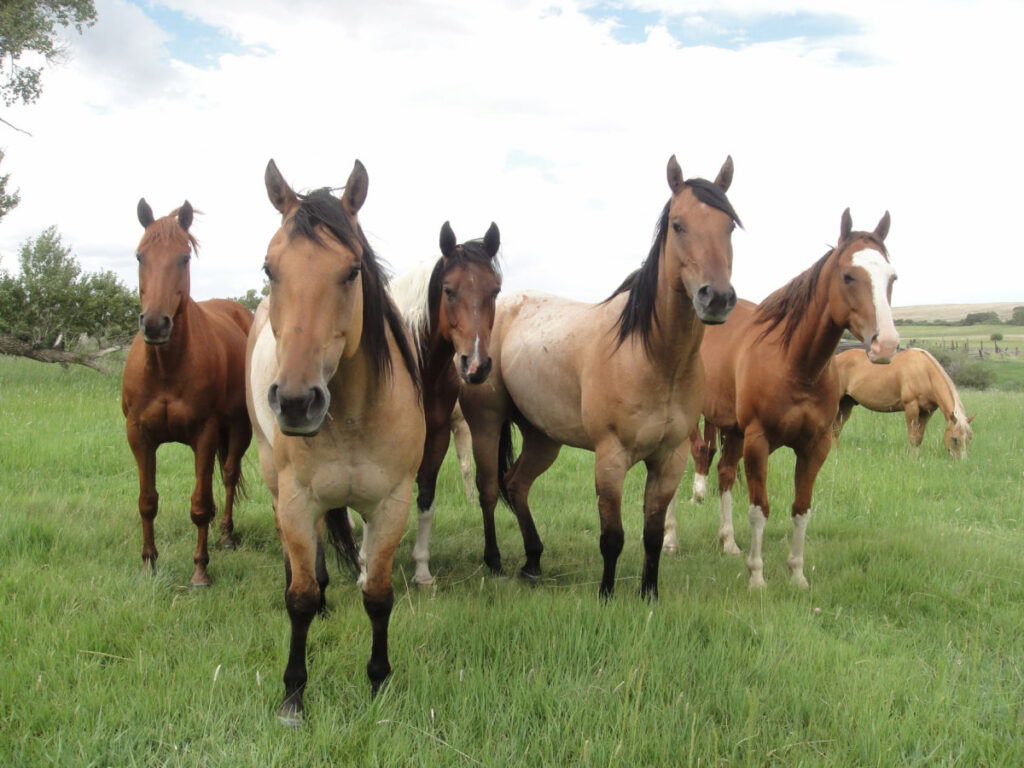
[390,221,502,585]
[246,160,423,725]
[833,347,974,458]
[121,201,252,586]
[460,155,740,599]
[664,209,898,588]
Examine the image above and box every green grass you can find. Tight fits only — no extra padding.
[2,356,1023,766]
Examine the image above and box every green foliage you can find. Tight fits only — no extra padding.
[962,311,1000,326]
[230,280,269,311]
[946,359,996,390]
[0,0,96,106]
[1010,306,1024,326]
[0,149,19,222]
[0,225,136,347]
[991,332,1003,342]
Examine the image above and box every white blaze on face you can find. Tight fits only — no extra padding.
[851,249,899,362]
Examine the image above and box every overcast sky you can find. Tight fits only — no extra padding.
[1,0,1021,309]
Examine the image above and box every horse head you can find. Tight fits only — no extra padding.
[944,413,974,459]
[664,155,739,324]
[261,159,369,436]
[829,209,899,363]
[134,199,196,344]
[436,221,501,384]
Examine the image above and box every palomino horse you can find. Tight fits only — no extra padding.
[460,155,740,599]
[833,347,974,458]
[246,160,423,725]
[121,201,252,586]
[390,221,502,585]
[664,209,899,588]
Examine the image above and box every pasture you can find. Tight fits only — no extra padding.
[2,355,1023,766]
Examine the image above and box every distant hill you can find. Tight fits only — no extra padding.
[892,302,1023,323]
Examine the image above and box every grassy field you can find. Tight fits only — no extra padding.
[2,356,1023,767]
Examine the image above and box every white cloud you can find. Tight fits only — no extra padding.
[0,0,1021,311]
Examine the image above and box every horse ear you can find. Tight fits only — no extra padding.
[137,198,154,229]
[439,221,457,259]
[342,159,368,217]
[667,155,684,195]
[483,222,500,259]
[967,413,976,424]
[177,201,193,232]
[874,211,891,242]
[840,208,853,242]
[265,159,298,215]
[714,155,734,192]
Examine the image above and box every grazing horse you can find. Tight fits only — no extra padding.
[833,347,974,458]
[121,200,252,586]
[664,209,898,588]
[390,222,502,585]
[460,155,740,599]
[246,160,423,725]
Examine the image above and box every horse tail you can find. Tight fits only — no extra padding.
[324,507,361,577]
[497,419,515,508]
[216,441,248,501]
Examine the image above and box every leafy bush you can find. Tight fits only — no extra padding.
[963,311,1000,325]
[947,360,996,390]
[991,332,1004,342]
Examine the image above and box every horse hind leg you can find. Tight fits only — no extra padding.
[128,426,159,573]
[503,421,560,582]
[716,431,745,556]
[218,418,252,549]
[188,424,220,587]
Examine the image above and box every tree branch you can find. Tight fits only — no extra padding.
[0,115,33,136]
[0,334,122,372]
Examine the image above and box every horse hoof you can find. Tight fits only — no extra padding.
[518,567,541,584]
[220,536,237,550]
[791,574,810,589]
[276,699,304,728]
[748,575,766,590]
[662,543,677,555]
[413,576,435,588]
[723,542,742,556]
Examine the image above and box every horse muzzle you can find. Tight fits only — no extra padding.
[459,353,493,385]
[139,312,173,344]
[867,328,899,364]
[268,381,330,436]
[693,283,737,325]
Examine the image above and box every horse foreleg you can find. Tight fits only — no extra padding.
[276,489,320,727]
[361,480,413,696]
[662,494,679,554]
[642,449,687,599]
[503,422,559,581]
[188,423,220,587]
[788,435,830,589]
[833,396,856,445]
[716,431,745,556]
[905,403,924,458]
[450,406,476,500]
[412,424,451,586]
[594,441,629,599]
[463,406,506,575]
[128,425,159,574]
[691,421,718,503]
[741,429,771,589]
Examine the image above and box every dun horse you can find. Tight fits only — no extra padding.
[833,347,974,458]
[121,201,253,586]
[390,222,502,585]
[664,209,898,588]
[460,155,740,599]
[246,160,423,725]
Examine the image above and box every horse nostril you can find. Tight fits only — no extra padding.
[308,386,327,416]
[696,285,712,303]
[267,383,280,414]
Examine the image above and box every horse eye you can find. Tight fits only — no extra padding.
[262,263,274,281]
[444,286,456,299]
[344,265,361,284]
[180,253,191,266]
[672,222,685,234]
[843,273,855,284]
[135,251,143,263]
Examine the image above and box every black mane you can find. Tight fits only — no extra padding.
[605,177,741,354]
[288,187,420,395]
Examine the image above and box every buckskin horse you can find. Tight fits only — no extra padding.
[833,347,974,458]
[460,155,740,599]
[663,209,898,588]
[121,200,252,586]
[389,221,501,585]
[246,160,423,725]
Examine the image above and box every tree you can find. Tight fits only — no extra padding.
[1010,306,1024,326]
[229,280,269,311]
[0,149,19,222]
[0,225,136,370]
[0,0,96,109]
[962,311,999,326]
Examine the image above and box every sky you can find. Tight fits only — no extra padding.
[1,0,1022,309]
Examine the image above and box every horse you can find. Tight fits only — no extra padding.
[121,200,252,587]
[389,221,502,585]
[459,154,740,599]
[246,159,423,726]
[833,347,974,458]
[663,209,899,588]
[449,403,476,500]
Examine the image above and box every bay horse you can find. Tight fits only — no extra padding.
[664,209,899,588]
[389,221,502,585]
[246,160,423,726]
[833,347,974,458]
[460,155,740,599]
[121,200,252,586]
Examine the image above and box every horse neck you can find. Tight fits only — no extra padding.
[779,259,845,384]
[923,350,964,423]
[421,315,456,391]
[648,246,704,375]
[143,296,199,374]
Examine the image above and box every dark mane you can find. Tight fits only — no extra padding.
[604,177,742,354]
[423,238,502,365]
[288,187,420,396]
[754,232,889,348]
